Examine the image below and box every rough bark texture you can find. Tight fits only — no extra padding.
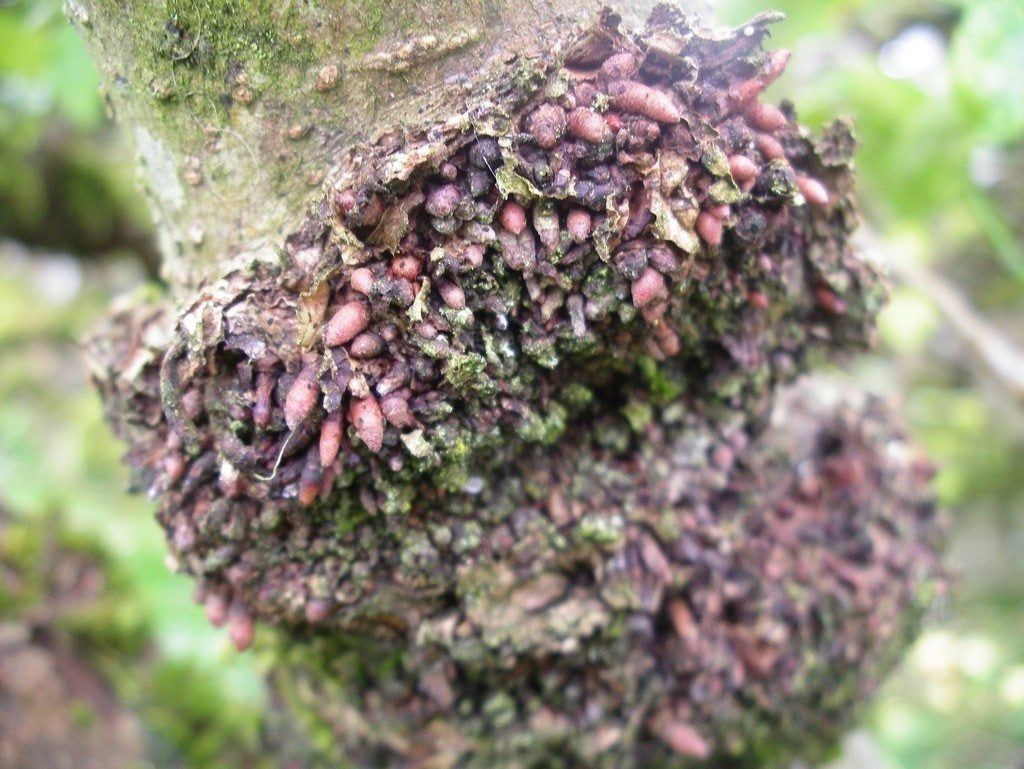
[77,3,946,767]
[267,381,943,768]
[67,0,666,292]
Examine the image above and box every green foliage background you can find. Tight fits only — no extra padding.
[0,0,1022,766]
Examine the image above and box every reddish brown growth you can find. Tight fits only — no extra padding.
[305,598,333,623]
[706,203,730,220]
[567,107,612,143]
[325,301,369,346]
[298,453,322,507]
[608,80,681,123]
[762,49,792,86]
[658,720,711,759]
[349,395,384,453]
[86,15,921,765]
[696,210,723,247]
[284,362,320,430]
[204,593,228,628]
[350,332,384,359]
[566,208,592,242]
[335,189,356,213]
[746,102,789,132]
[631,267,668,308]
[425,183,461,218]
[499,201,528,235]
[438,281,467,310]
[227,602,254,651]
[527,103,567,149]
[600,52,639,80]
[653,322,681,356]
[319,410,343,468]
[350,267,375,294]
[797,175,830,207]
[730,78,765,106]
[728,155,759,183]
[380,392,415,428]
[95,7,880,665]
[164,452,186,483]
[748,290,770,309]
[391,255,422,280]
[253,369,275,428]
[756,132,786,160]
[815,285,847,315]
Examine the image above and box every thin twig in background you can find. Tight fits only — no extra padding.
[967,188,1024,283]
[887,254,1024,404]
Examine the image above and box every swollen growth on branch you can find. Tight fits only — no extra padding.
[89,7,945,767]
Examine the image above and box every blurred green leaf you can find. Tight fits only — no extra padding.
[951,0,1024,144]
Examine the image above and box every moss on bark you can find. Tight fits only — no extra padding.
[67,0,656,291]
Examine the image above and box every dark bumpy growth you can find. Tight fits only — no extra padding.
[92,9,882,634]
[88,7,944,767]
[272,383,943,768]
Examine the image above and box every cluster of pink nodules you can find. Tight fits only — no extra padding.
[193,45,835,653]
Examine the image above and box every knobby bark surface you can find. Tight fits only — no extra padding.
[68,0,667,292]
[71,2,947,767]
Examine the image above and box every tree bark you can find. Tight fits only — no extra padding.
[67,0,666,292]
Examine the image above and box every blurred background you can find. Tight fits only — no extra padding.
[0,0,1021,766]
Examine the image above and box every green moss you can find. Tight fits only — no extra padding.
[445,351,492,394]
[575,513,625,547]
[516,402,568,445]
[637,356,685,404]
[622,400,653,432]
[522,334,560,368]
[559,382,594,410]
[81,0,313,123]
